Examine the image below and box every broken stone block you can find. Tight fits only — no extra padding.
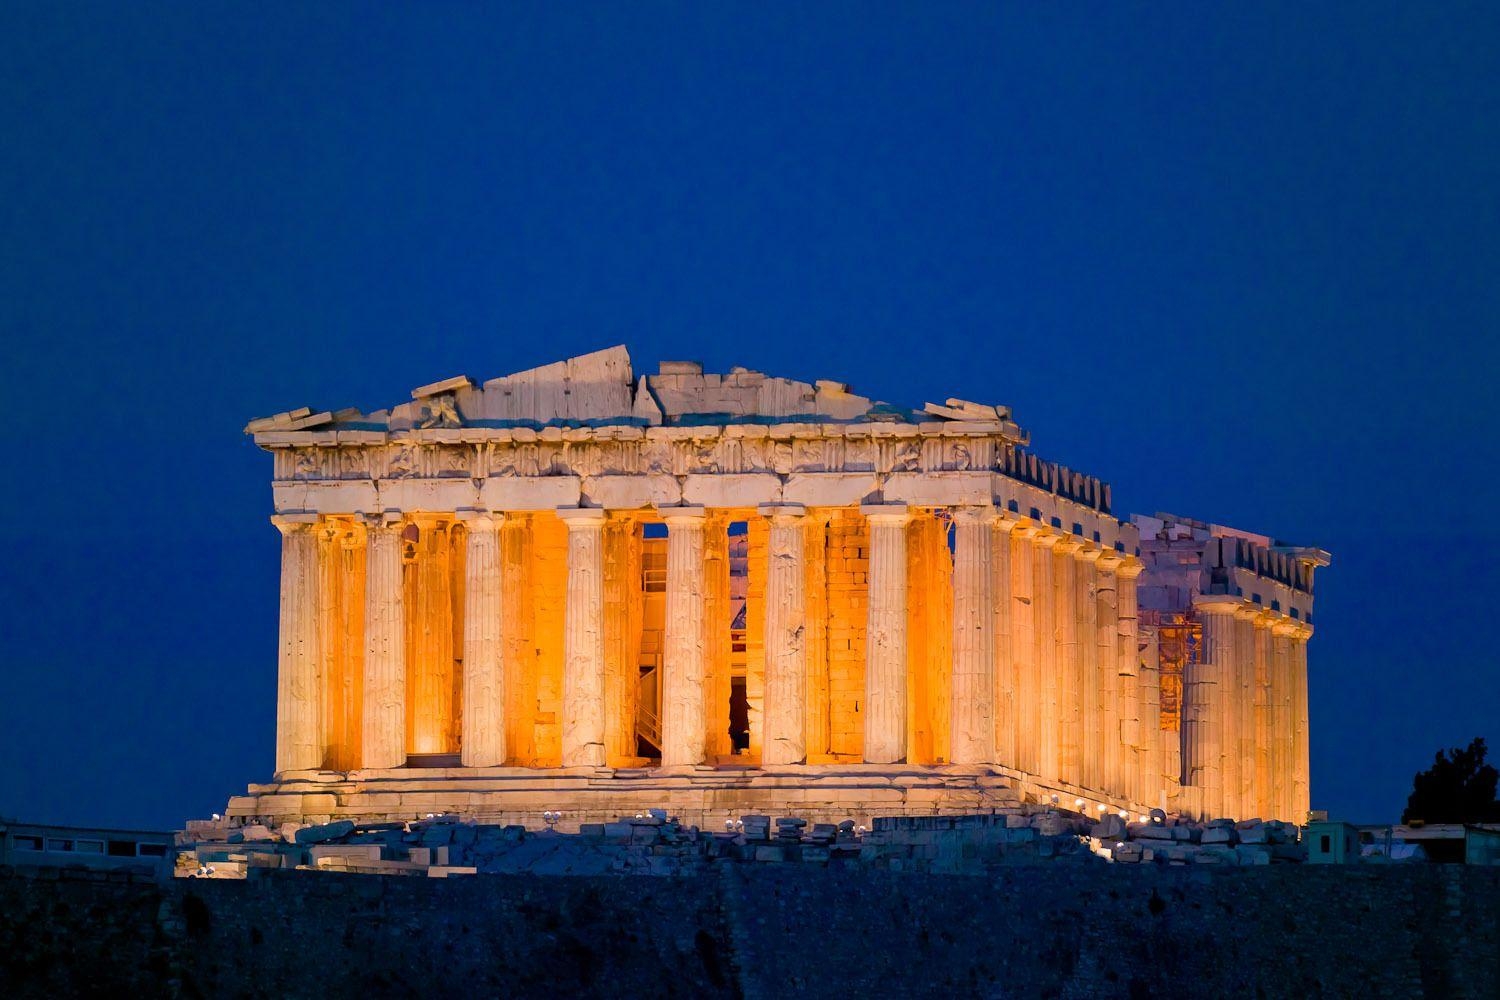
[1239,824,1268,844]
[1031,814,1069,836]
[310,844,382,863]
[1090,815,1126,840]
[294,820,355,845]
[1202,827,1238,845]
[754,845,784,862]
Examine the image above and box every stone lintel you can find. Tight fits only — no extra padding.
[884,471,992,506]
[581,474,682,510]
[682,472,781,508]
[783,472,878,507]
[479,475,582,511]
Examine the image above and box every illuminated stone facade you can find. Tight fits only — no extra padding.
[227,347,1327,829]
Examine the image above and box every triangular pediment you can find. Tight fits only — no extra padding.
[245,345,1023,440]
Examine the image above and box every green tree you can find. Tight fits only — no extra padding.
[1402,737,1500,824]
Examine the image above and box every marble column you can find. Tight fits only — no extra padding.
[992,517,1017,770]
[1095,553,1121,798]
[559,508,607,768]
[1270,619,1297,820]
[361,514,406,770]
[1053,537,1082,786]
[1291,622,1313,821]
[951,506,997,765]
[1032,531,1062,782]
[1252,611,1275,819]
[457,511,505,767]
[274,515,323,774]
[661,506,707,767]
[761,504,808,766]
[604,516,644,765]
[1189,595,1240,819]
[1232,604,1260,819]
[1116,559,1148,804]
[1074,546,1101,790]
[1009,525,1038,775]
[862,504,911,764]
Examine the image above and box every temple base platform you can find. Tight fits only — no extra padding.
[222,763,1047,831]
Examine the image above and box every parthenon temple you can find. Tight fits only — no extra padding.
[226,347,1329,830]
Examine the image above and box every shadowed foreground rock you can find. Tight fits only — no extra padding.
[3,865,1498,998]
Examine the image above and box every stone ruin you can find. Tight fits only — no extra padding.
[201,345,1331,841]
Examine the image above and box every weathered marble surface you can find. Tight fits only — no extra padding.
[246,349,1326,827]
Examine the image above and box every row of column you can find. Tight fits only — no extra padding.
[272,506,1157,805]
[1186,595,1313,821]
[1000,524,1155,808]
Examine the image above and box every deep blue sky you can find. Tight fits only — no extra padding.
[2,4,1496,829]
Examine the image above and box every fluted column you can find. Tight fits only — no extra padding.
[457,511,505,767]
[1270,619,1297,820]
[1231,604,1260,818]
[951,506,997,765]
[274,515,323,774]
[661,506,707,767]
[1116,559,1148,804]
[1052,536,1082,785]
[1189,595,1240,819]
[1096,552,1121,797]
[559,508,607,767]
[1010,526,1038,775]
[1291,622,1313,821]
[361,514,406,770]
[862,504,911,764]
[1252,611,1275,818]
[761,504,808,766]
[992,517,1017,769]
[1074,546,1101,789]
[604,516,644,765]
[1032,531,1062,782]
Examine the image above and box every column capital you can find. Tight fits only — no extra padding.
[1053,535,1083,555]
[1194,593,1246,616]
[1272,618,1313,640]
[1115,556,1146,579]
[1096,550,1124,572]
[1073,544,1104,563]
[1032,529,1063,549]
[271,512,319,535]
[951,505,998,527]
[360,508,405,529]
[656,504,707,525]
[557,506,608,528]
[1233,603,1262,621]
[860,502,912,526]
[758,502,807,524]
[454,507,505,530]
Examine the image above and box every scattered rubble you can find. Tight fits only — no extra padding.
[178,806,1308,879]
